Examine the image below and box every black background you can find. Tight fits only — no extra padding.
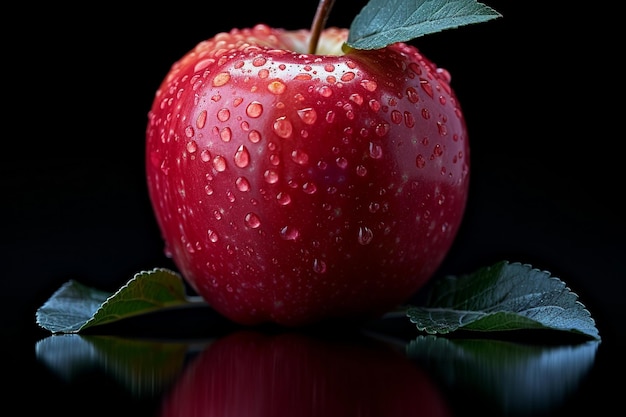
[4,0,624,411]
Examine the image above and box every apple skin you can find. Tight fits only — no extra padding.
[159,330,451,417]
[146,24,469,326]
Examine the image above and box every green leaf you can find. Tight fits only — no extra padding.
[347,0,502,50]
[36,268,193,333]
[406,261,601,340]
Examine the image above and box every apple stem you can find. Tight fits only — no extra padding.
[308,0,336,54]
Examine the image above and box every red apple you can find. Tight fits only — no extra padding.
[159,330,451,417]
[146,12,469,326]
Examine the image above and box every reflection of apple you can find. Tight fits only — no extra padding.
[160,330,450,417]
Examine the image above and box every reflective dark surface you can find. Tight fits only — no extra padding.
[31,312,607,417]
[6,1,623,416]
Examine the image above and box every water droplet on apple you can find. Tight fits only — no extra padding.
[280,225,299,240]
[273,116,293,138]
[406,87,419,103]
[185,126,195,138]
[336,157,348,169]
[343,103,355,120]
[276,192,291,205]
[217,108,230,122]
[349,93,363,105]
[318,85,333,97]
[368,99,381,112]
[248,130,261,143]
[302,182,317,194]
[391,110,402,124]
[258,69,270,79]
[213,155,227,172]
[358,226,374,245]
[404,111,415,128]
[375,123,390,137]
[356,165,367,177]
[186,140,197,153]
[192,79,204,92]
[264,169,279,184]
[297,108,317,125]
[269,154,281,166]
[193,58,213,73]
[361,80,377,92]
[437,122,447,136]
[200,149,211,162]
[236,176,250,192]
[268,80,286,94]
[253,57,267,67]
[341,72,355,82]
[416,154,426,168]
[291,149,309,165]
[207,229,219,242]
[312,258,327,274]
[436,67,452,83]
[369,202,380,213]
[220,127,232,142]
[369,142,383,159]
[246,101,263,118]
[205,185,214,195]
[244,212,261,228]
[294,73,313,81]
[213,72,231,87]
[184,241,195,253]
[234,145,250,168]
[420,78,434,98]
[196,110,207,129]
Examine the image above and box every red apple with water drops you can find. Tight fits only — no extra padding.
[146,2,474,326]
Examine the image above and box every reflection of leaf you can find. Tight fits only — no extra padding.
[407,261,600,340]
[34,334,100,380]
[407,335,600,416]
[35,334,197,396]
[36,269,196,333]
